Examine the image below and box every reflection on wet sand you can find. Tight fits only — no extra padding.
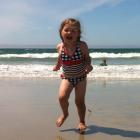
[56,134,85,140]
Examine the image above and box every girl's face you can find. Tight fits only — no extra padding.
[61,24,80,44]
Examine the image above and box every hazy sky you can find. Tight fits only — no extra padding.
[0,0,140,48]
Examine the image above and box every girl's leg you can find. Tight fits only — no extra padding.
[75,78,87,130]
[56,79,73,127]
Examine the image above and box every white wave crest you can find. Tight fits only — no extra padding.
[0,53,58,58]
[0,52,140,59]
[90,52,140,58]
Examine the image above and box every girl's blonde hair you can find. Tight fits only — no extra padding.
[59,18,81,42]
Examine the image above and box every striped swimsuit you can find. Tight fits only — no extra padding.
[60,43,86,86]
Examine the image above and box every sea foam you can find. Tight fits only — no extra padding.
[0,64,140,79]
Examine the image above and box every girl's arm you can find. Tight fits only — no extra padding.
[53,55,61,71]
[53,43,62,71]
[80,42,93,74]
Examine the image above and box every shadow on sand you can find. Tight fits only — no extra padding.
[60,124,140,138]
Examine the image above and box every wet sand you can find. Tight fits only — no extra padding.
[0,78,140,140]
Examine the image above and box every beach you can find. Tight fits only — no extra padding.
[0,78,140,140]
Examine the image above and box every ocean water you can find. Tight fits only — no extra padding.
[0,46,140,79]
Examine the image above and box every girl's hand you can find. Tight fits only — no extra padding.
[53,66,60,71]
[85,65,93,74]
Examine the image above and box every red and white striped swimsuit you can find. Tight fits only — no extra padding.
[61,43,86,76]
[60,43,86,86]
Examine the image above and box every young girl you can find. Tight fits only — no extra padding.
[53,18,93,133]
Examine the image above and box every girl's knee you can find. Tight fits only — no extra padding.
[59,95,68,103]
[75,100,85,108]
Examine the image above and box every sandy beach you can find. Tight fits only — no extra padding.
[0,78,140,140]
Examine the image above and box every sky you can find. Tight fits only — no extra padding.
[0,0,140,48]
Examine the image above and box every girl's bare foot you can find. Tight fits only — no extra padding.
[56,115,68,127]
[78,123,87,134]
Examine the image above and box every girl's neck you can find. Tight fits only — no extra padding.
[63,41,77,49]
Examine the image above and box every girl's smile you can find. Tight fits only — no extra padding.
[66,36,73,41]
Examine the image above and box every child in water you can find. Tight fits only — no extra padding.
[100,58,107,66]
[53,18,93,133]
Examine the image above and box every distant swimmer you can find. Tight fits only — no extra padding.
[100,58,107,66]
